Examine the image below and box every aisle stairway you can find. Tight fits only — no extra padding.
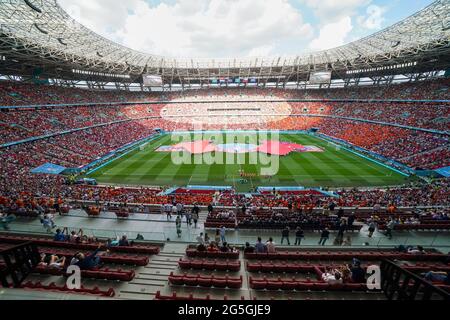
[119,243,184,299]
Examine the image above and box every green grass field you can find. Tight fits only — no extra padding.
[87,132,407,192]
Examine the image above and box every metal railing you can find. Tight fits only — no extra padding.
[380,259,450,300]
[2,219,450,249]
[0,242,40,288]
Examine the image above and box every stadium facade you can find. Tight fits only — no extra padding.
[0,0,449,90]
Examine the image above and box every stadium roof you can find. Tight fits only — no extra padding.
[0,0,449,88]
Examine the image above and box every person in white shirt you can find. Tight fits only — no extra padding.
[172,205,178,216]
[266,238,276,253]
[321,270,343,285]
[176,203,183,216]
[196,233,205,245]
[322,272,343,285]
[408,245,426,254]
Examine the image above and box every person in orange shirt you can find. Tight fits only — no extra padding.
[16,198,25,208]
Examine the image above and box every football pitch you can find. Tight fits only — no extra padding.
[87,132,408,192]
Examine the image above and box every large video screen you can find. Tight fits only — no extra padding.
[309,71,332,84]
[143,74,163,86]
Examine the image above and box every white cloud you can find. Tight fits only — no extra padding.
[301,0,370,22]
[58,0,141,43]
[58,0,314,58]
[357,5,387,30]
[309,16,353,50]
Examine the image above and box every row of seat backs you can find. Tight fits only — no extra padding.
[244,251,447,261]
[154,290,245,300]
[178,259,241,271]
[249,276,372,291]
[186,249,239,259]
[379,224,450,230]
[247,262,320,274]
[204,222,236,228]
[0,235,160,254]
[247,261,450,274]
[168,272,243,288]
[206,216,236,222]
[34,265,135,281]
[21,281,115,297]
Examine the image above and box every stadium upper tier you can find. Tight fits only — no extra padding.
[1,78,449,107]
[0,0,449,85]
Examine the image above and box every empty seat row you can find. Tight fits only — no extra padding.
[247,262,319,273]
[186,248,239,259]
[21,281,115,297]
[154,291,245,301]
[249,277,373,291]
[418,220,450,225]
[178,259,240,271]
[244,251,447,261]
[0,235,160,254]
[34,265,135,281]
[380,224,450,230]
[168,272,243,288]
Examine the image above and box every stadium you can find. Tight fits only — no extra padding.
[0,0,449,303]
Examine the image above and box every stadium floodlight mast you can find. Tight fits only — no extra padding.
[0,0,449,89]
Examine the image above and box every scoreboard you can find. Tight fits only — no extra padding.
[309,71,332,84]
[143,74,163,86]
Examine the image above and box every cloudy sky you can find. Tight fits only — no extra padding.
[58,0,432,58]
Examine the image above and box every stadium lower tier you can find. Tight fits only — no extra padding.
[1,234,449,300]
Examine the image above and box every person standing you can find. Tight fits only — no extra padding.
[220,226,226,244]
[337,221,346,243]
[176,215,182,238]
[368,221,377,237]
[385,219,396,239]
[172,204,178,220]
[281,227,290,245]
[214,229,221,244]
[192,211,199,228]
[191,204,199,226]
[295,227,304,246]
[318,228,330,246]
[185,210,192,227]
[207,203,214,215]
[176,202,184,217]
[165,203,172,221]
[347,212,355,227]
